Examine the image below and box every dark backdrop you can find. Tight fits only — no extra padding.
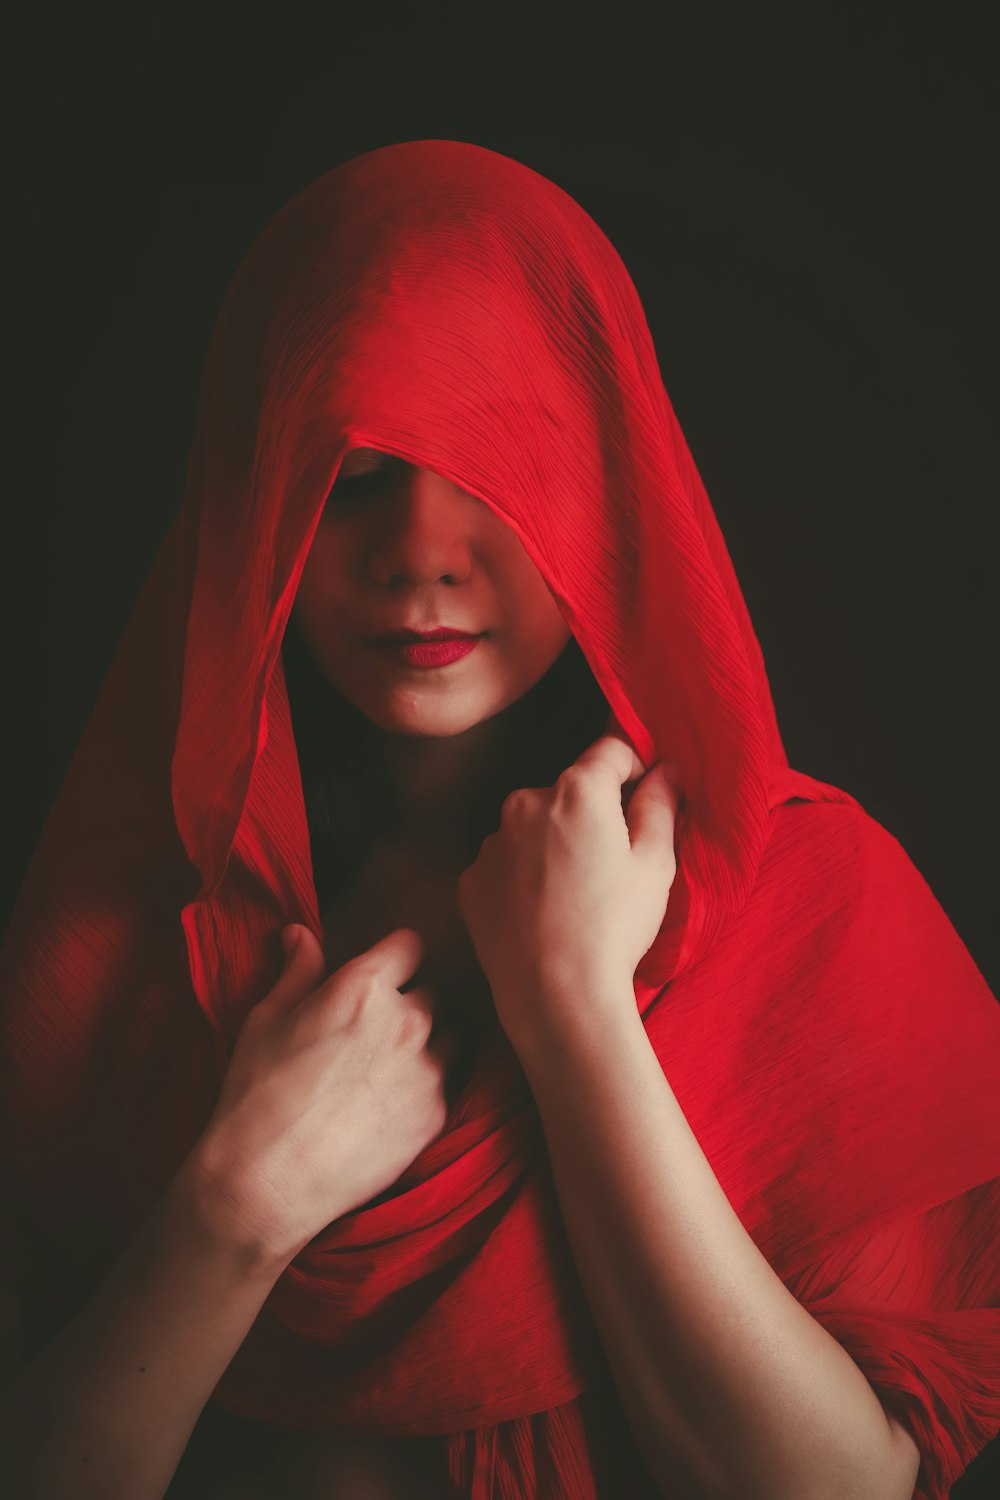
[4,2,997,1492]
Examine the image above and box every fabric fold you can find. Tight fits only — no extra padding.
[2,139,998,1494]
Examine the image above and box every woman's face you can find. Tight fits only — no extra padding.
[291,448,572,737]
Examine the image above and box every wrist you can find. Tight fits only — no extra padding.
[171,1136,306,1281]
[509,974,644,1088]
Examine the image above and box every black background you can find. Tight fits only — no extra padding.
[4,2,997,1491]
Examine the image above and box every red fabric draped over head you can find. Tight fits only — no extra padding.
[2,139,998,1497]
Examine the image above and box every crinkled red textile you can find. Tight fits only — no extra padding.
[2,140,998,1497]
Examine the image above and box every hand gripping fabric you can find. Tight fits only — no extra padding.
[2,140,998,1498]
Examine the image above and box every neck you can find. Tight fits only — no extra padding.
[366,706,527,860]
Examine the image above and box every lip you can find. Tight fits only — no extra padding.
[375,636,482,668]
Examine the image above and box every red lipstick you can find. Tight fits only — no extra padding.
[372,626,484,668]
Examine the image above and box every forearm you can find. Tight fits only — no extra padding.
[518,998,920,1500]
[1,1155,290,1500]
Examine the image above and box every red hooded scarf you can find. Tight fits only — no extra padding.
[2,139,998,1498]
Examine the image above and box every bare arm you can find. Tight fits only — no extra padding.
[518,999,923,1500]
[1,923,457,1500]
[1,1155,289,1500]
[454,739,923,1499]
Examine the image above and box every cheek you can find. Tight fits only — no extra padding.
[293,535,349,626]
[525,571,571,643]
[509,584,572,676]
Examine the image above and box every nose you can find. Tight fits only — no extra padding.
[367,466,475,587]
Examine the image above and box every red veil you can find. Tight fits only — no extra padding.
[2,140,998,1497]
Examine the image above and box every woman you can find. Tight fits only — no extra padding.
[1,139,998,1499]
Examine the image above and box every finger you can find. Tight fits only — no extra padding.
[396,983,436,1031]
[255,923,328,1017]
[624,761,683,864]
[354,926,427,989]
[571,732,647,788]
[366,983,435,1053]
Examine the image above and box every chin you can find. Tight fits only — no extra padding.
[359,696,499,739]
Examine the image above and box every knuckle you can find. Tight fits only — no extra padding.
[500,786,531,815]
[352,963,386,1003]
[351,948,386,980]
[558,761,586,782]
[325,963,383,1027]
[555,764,593,803]
[334,951,370,989]
[398,995,433,1046]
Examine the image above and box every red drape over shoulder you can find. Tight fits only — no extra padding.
[2,140,998,1498]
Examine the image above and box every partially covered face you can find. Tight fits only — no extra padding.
[291,448,573,737]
